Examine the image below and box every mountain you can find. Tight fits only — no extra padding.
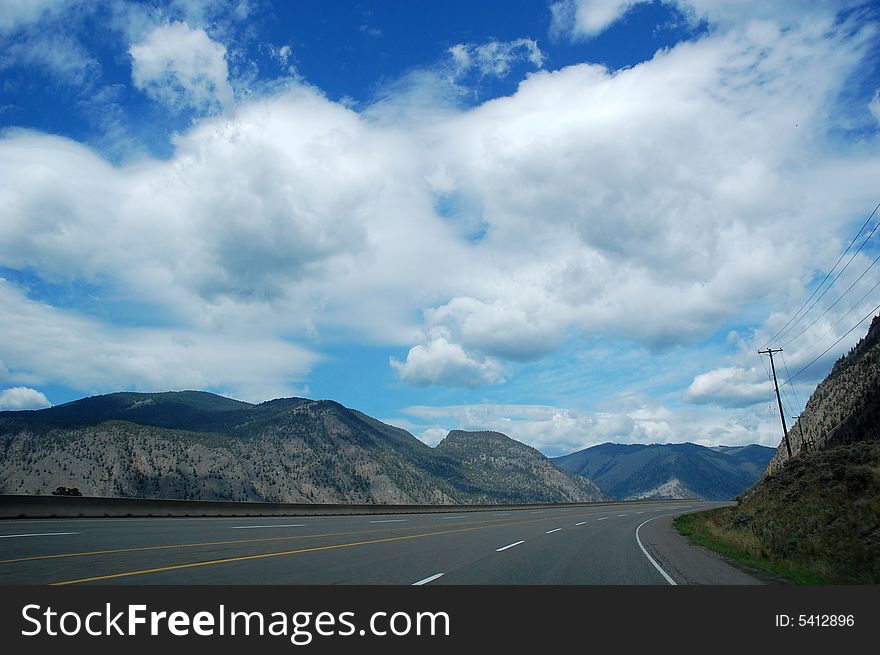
[435,431,604,504]
[552,442,774,500]
[0,391,606,504]
[771,314,880,469]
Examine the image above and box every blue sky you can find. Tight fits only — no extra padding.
[1,0,879,456]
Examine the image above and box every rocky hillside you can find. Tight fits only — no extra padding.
[774,314,880,469]
[553,442,773,500]
[0,391,606,504]
[675,317,880,583]
[435,430,604,503]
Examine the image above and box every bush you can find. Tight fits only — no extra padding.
[50,486,82,496]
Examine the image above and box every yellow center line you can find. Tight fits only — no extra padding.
[47,511,597,585]
[0,527,411,565]
[0,509,587,566]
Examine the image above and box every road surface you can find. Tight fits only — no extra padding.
[0,500,761,585]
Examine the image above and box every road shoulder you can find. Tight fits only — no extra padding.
[638,511,767,585]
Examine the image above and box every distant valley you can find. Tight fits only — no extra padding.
[553,442,774,500]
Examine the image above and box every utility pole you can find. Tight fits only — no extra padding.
[792,415,808,452]
[759,348,793,458]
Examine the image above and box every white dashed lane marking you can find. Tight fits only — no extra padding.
[412,573,444,586]
[0,532,79,539]
[231,524,305,529]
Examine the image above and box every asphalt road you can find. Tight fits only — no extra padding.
[0,500,762,585]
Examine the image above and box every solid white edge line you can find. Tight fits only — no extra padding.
[496,540,525,552]
[635,515,677,586]
[0,532,79,539]
[231,524,306,529]
[412,572,444,586]
[546,528,562,534]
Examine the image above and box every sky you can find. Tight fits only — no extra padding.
[1,0,879,456]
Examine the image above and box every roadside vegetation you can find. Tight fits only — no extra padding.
[675,441,880,584]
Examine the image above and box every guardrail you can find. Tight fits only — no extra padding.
[0,495,691,519]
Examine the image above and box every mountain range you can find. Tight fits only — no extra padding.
[0,391,605,504]
[552,442,774,500]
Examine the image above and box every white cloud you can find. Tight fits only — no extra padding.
[424,296,569,361]
[415,426,448,447]
[448,38,545,79]
[0,279,318,403]
[549,0,862,41]
[0,31,98,86]
[401,398,778,456]
[0,387,51,411]
[129,21,234,113]
[0,8,877,402]
[390,337,505,387]
[684,366,770,408]
[0,0,77,33]
[550,0,639,40]
[687,247,880,414]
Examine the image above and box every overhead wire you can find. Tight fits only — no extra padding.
[779,351,801,410]
[793,276,880,360]
[766,202,880,346]
[758,353,775,434]
[779,250,880,348]
[782,301,880,386]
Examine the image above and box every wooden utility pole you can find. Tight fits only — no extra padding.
[791,415,814,453]
[759,348,793,458]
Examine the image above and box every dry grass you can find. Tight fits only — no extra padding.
[675,442,880,585]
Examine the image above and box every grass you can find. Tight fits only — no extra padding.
[674,442,880,585]
[674,509,831,584]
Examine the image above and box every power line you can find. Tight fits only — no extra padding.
[759,352,775,426]
[778,351,800,413]
[779,250,880,348]
[794,276,880,359]
[779,351,801,410]
[783,303,880,386]
[766,201,880,346]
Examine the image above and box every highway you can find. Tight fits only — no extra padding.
[0,500,762,585]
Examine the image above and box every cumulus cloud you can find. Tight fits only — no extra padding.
[129,21,234,112]
[390,337,505,387]
[0,5,878,402]
[0,387,51,411]
[424,296,569,361]
[684,366,770,408]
